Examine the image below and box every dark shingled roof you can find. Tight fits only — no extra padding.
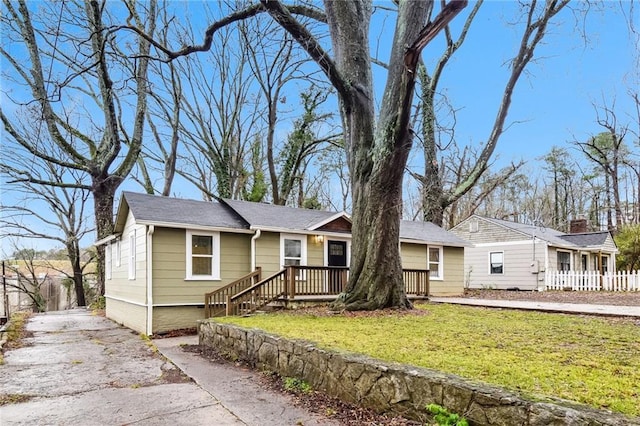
[400,220,469,247]
[559,232,610,247]
[116,192,470,246]
[120,192,248,231]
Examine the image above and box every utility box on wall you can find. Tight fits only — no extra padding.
[530,260,540,274]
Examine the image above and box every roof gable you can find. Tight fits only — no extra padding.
[314,216,352,233]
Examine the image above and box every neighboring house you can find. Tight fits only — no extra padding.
[1,260,97,315]
[450,215,618,291]
[97,192,469,335]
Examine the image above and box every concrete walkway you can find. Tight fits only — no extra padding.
[0,309,337,426]
[429,297,640,317]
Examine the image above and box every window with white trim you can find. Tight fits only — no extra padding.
[128,231,136,280]
[186,230,220,280]
[115,239,121,267]
[280,234,307,277]
[557,250,571,271]
[601,254,610,273]
[428,246,443,279]
[489,251,503,274]
[105,243,112,280]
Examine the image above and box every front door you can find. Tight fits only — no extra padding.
[327,240,347,293]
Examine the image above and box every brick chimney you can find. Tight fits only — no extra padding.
[569,219,587,234]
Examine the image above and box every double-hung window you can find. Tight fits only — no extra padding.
[489,251,503,274]
[128,231,136,280]
[186,230,220,280]
[428,246,443,279]
[281,234,307,277]
[557,251,571,271]
[105,243,112,280]
[601,255,609,273]
[115,239,121,267]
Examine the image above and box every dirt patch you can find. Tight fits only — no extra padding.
[153,328,197,338]
[0,393,35,406]
[461,289,640,306]
[158,365,193,384]
[184,344,422,425]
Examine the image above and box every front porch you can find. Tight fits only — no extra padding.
[205,265,430,317]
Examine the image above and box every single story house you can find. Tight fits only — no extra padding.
[97,192,469,335]
[450,215,618,290]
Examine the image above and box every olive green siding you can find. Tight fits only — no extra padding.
[307,235,323,266]
[153,306,204,334]
[152,228,251,304]
[105,297,147,334]
[434,246,465,296]
[255,232,281,276]
[106,210,466,334]
[220,233,252,281]
[105,211,146,305]
[400,242,464,296]
[400,243,427,269]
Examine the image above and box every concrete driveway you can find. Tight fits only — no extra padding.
[0,309,335,425]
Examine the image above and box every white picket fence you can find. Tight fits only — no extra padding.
[545,270,640,292]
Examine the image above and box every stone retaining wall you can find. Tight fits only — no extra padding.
[199,320,639,426]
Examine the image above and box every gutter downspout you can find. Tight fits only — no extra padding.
[146,225,155,336]
[251,229,261,272]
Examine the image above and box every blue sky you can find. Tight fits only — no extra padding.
[1,1,638,253]
[412,1,638,168]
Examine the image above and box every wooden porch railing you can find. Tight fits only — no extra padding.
[403,268,430,296]
[226,268,288,316]
[286,266,349,298]
[205,266,431,317]
[204,267,262,317]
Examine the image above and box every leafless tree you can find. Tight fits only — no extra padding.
[1,0,157,294]
[172,15,261,201]
[3,247,49,312]
[1,147,94,306]
[134,5,182,197]
[120,0,467,310]
[260,0,468,310]
[574,101,631,232]
[412,0,571,226]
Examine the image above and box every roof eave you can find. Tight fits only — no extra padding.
[135,219,254,234]
[399,237,469,247]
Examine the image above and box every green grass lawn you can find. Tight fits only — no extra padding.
[217,303,640,417]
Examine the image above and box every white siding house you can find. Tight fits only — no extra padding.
[450,215,617,291]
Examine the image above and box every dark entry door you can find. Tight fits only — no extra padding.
[327,240,347,293]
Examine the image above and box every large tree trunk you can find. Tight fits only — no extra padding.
[326,1,464,310]
[66,241,86,307]
[151,0,465,311]
[93,176,121,296]
[338,144,412,310]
